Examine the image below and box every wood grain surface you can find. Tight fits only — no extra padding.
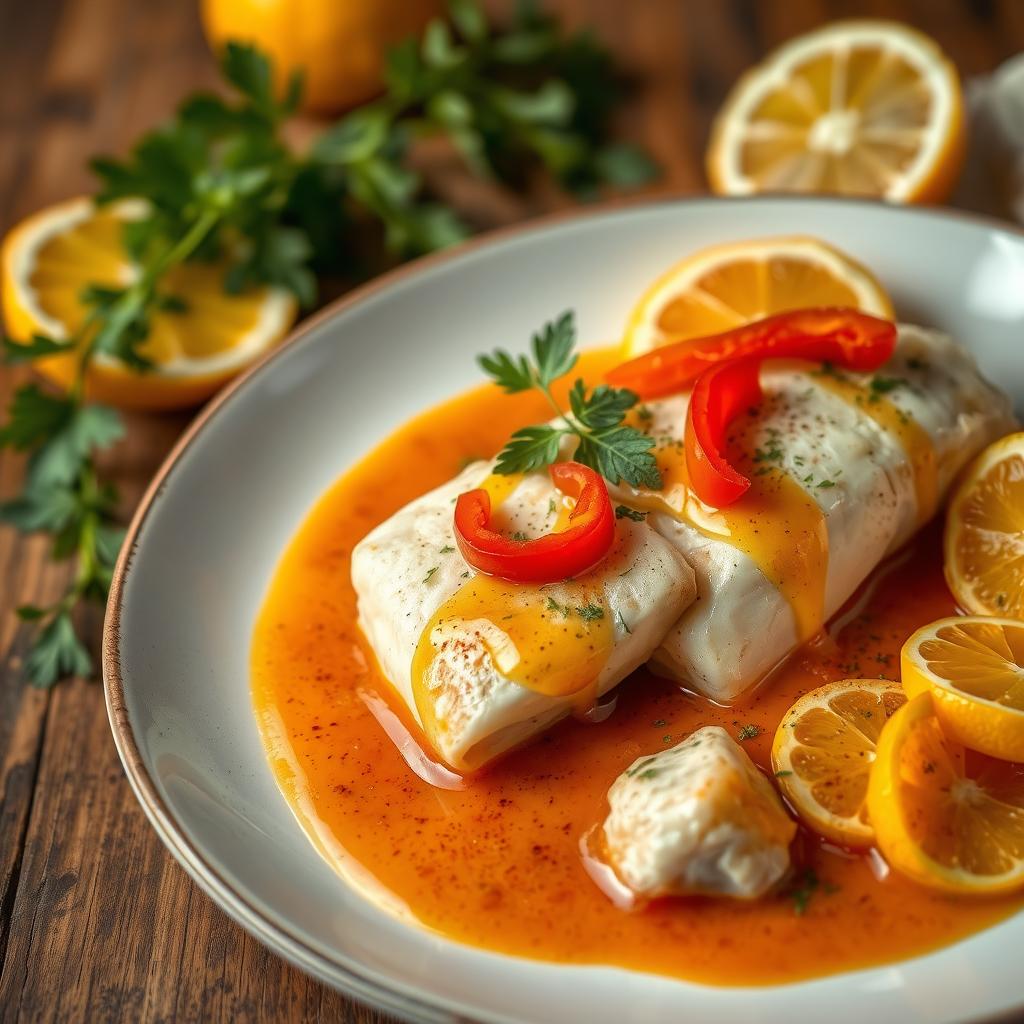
[1,1,1023,1021]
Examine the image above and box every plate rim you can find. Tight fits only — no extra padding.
[102,192,1024,1023]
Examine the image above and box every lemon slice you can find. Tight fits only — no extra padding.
[621,235,893,358]
[772,678,906,847]
[901,616,1024,763]
[945,432,1024,620]
[1,197,297,410]
[707,20,965,203]
[867,692,1024,894]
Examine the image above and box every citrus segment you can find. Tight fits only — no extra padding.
[945,432,1024,619]
[901,616,1024,763]
[1,197,297,410]
[622,235,893,357]
[707,21,965,204]
[867,692,1024,894]
[772,678,906,847]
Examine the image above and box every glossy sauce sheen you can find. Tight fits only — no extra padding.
[251,350,1022,985]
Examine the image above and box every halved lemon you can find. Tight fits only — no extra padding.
[945,432,1024,620]
[707,21,965,203]
[867,692,1024,894]
[771,678,906,847]
[902,616,1024,763]
[1,197,297,410]
[621,235,894,357]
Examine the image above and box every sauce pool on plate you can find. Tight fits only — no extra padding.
[250,349,1023,986]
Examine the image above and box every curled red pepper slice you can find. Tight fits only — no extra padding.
[454,461,615,583]
[608,307,897,400]
[685,358,764,508]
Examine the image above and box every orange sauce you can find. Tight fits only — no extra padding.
[251,350,1022,986]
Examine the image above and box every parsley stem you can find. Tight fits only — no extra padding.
[70,206,222,403]
[537,381,577,436]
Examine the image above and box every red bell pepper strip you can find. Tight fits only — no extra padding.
[685,358,764,508]
[454,461,615,583]
[608,307,897,400]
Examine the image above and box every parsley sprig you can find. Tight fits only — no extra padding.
[478,311,662,489]
[1,1,657,687]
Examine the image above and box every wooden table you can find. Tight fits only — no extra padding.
[1,0,1022,1019]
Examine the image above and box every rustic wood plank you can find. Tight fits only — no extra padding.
[2,1,1024,1022]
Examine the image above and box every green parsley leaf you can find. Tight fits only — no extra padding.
[737,724,760,741]
[3,334,76,363]
[23,611,93,688]
[478,349,537,394]
[493,425,564,475]
[575,424,662,489]
[0,385,73,451]
[615,505,647,521]
[576,603,604,621]
[531,310,578,387]
[28,404,124,489]
[569,380,637,429]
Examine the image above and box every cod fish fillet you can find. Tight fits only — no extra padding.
[602,726,795,900]
[352,463,696,771]
[609,324,1016,703]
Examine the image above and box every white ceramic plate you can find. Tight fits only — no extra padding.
[105,196,1024,1024]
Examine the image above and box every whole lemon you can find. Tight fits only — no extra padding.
[200,0,443,114]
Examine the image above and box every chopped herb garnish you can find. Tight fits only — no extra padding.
[652,719,667,727]
[510,530,529,542]
[616,610,632,634]
[615,504,647,522]
[789,869,819,915]
[439,545,455,554]
[753,442,784,464]
[638,769,659,780]
[868,375,905,402]
[774,769,793,778]
[423,566,439,584]
[548,497,557,516]
[546,596,568,616]
[662,734,672,743]
[737,723,760,741]
[478,311,662,489]
[816,479,835,489]
[626,756,658,778]
[786,868,838,915]
[577,603,605,622]
[461,571,471,579]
